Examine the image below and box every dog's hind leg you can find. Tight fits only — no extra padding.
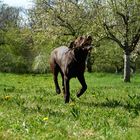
[52,64,61,94]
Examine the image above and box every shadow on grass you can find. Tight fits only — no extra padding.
[79,97,140,112]
[0,84,15,92]
[19,104,67,118]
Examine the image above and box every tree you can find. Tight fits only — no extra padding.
[32,0,95,36]
[95,0,140,82]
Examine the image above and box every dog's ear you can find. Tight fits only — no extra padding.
[74,36,84,47]
[68,41,75,49]
[87,36,92,42]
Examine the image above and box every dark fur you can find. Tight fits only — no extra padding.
[50,36,92,103]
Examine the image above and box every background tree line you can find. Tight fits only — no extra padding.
[0,0,140,81]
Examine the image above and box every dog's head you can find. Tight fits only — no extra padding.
[69,36,93,51]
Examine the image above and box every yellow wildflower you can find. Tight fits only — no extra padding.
[4,96,11,100]
[43,117,48,121]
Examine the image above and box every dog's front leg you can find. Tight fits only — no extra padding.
[77,74,87,98]
[64,76,70,103]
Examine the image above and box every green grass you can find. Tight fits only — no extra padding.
[0,72,140,140]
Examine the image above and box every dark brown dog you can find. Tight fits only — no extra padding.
[50,36,93,103]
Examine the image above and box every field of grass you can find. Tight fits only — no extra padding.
[0,72,140,140]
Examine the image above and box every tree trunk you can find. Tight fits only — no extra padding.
[124,52,131,82]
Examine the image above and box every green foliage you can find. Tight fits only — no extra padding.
[0,28,35,73]
[93,41,123,72]
[0,72,140,139]
[32,0,96,37]
[0,2,35,73]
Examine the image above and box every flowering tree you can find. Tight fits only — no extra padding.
[96,0,140,82]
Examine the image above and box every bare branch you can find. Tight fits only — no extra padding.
[56,15,76,36]
[131,28,140,50]
[63,33,75,36]
[104,22,123,48]
[116,12,128,25]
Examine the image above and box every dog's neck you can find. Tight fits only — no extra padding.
[72,49,88,63]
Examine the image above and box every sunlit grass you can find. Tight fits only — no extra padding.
[0,72,140,140]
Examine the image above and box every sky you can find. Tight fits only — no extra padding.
[2,0,33,9]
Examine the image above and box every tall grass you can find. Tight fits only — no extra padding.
[0,72,140,140]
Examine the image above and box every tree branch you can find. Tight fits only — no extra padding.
[63,33,76,36]
[116,12,128,25]
[56,15,76,36]
[41,1,76,36]
[116,11,131,52]
[131,28,140,50]
[104,22,123,48]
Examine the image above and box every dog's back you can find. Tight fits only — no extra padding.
[50,46,70,70]
[51,46,69,60]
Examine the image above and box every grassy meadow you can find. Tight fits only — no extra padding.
[0,72,140,140]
